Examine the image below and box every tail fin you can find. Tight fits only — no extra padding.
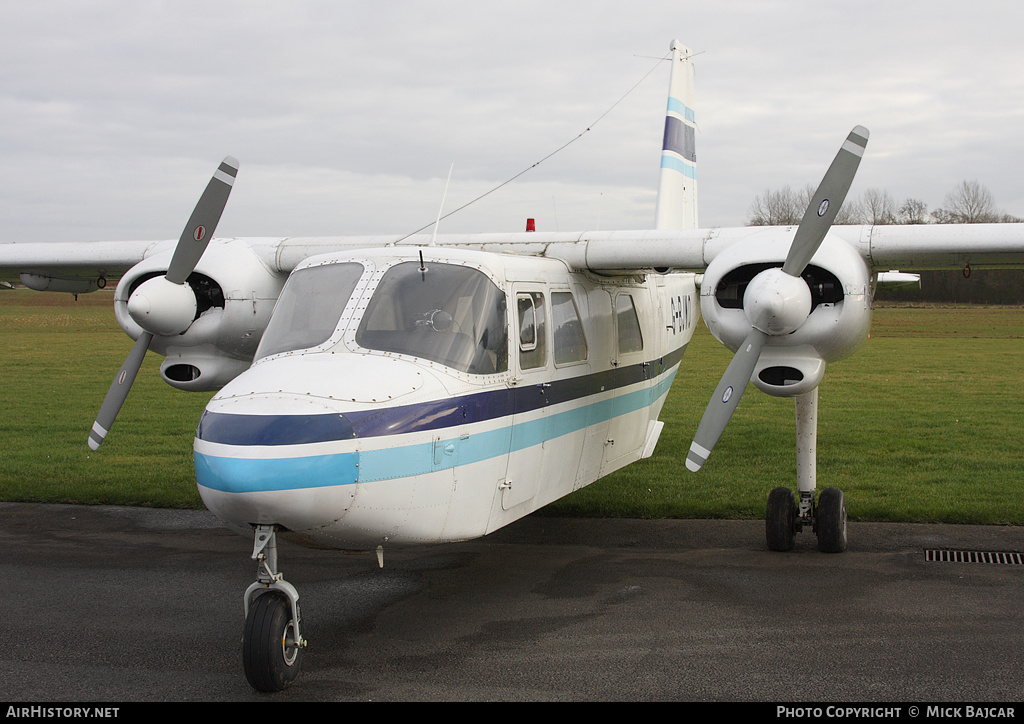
[654,40,698,230]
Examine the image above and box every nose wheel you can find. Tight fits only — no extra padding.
[242,525,306,692]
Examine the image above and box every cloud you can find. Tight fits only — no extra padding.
[2,0,1024,242]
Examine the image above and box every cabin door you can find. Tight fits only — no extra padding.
[498,286,552,510]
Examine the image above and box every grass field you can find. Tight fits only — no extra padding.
[2,289,1023,524]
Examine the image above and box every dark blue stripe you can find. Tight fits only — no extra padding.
[196,345,687,446]
[197,410,355,446]
[663,116,696,162]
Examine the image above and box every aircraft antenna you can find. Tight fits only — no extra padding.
[393,49,674,244]
[430,162,454,247]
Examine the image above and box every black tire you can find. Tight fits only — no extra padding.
[766,486,797,552]
[243,591,303,692]
[816,487,847,553]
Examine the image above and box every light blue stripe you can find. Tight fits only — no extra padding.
[195,449,359,493]
[667,97,695,123]
[196,368,679,494]
[661,154,697,179]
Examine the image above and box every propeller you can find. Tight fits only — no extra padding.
[88,156,238,451]
[685,127,868,472]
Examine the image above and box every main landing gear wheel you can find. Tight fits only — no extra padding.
[766,486,797,552]
[815,486,847,553]
[765,486,848,553]
[243,591,303,692]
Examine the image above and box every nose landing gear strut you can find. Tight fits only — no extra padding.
[242,524,306,692]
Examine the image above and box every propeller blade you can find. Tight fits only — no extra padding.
[686,328,767,472]
[687,127,868,472]
[89,156,238,450]
[782,126,868,277]
[165,156,239,285]
[88,332,154,450]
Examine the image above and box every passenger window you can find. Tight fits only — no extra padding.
[517,292,547,370]
[552,292,587,365]
[616,294,643,354]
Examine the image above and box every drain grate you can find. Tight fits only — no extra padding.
[925,549,1024,565]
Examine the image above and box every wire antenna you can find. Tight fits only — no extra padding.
[394,49,674,244]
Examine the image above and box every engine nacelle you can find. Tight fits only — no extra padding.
[700,232,873,397]
[159,348,253,391]
[21,273,109,295]
[114,240,286,391]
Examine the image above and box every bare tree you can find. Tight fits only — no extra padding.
[835,197,865,224]
[747,180,1020,232]
[935,180,999,223]
[746,184,865,226]
[746,186,804,225]
[862,188,898,225]
[797,183,864,224]
[897,198,929,224]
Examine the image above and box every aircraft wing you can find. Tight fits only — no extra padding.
[4,222,1024,293]
[423,223,1024,273]
[832,223,1024,270]
[0,239,166,292]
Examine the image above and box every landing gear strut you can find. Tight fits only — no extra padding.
[243,524,306,692]
[765,388,847,553]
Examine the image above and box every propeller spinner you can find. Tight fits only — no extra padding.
[685,127,868,472]
[88,156,238,450]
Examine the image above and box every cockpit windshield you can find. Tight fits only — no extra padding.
[355,261,508,375]
[255,262,363,359]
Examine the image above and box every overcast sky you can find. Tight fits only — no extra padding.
[3,0,1024,243]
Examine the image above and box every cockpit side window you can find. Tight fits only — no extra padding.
[355,261,508,375]
[517,292,547,370]
[615,293,644,354]
[255,262,364,359]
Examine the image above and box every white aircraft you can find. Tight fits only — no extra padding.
[3,40,1024,692]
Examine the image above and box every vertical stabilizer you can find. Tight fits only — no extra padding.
[655,40,698,230]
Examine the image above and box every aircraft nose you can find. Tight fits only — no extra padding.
[193,392,361,533]
[192,353,453,540]
[194,392,358,489]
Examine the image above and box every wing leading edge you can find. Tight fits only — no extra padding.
[4,223,1024,290]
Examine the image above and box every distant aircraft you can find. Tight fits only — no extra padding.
[3,40,1023,692]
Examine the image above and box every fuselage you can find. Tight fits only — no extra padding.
[194,247,698,550]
